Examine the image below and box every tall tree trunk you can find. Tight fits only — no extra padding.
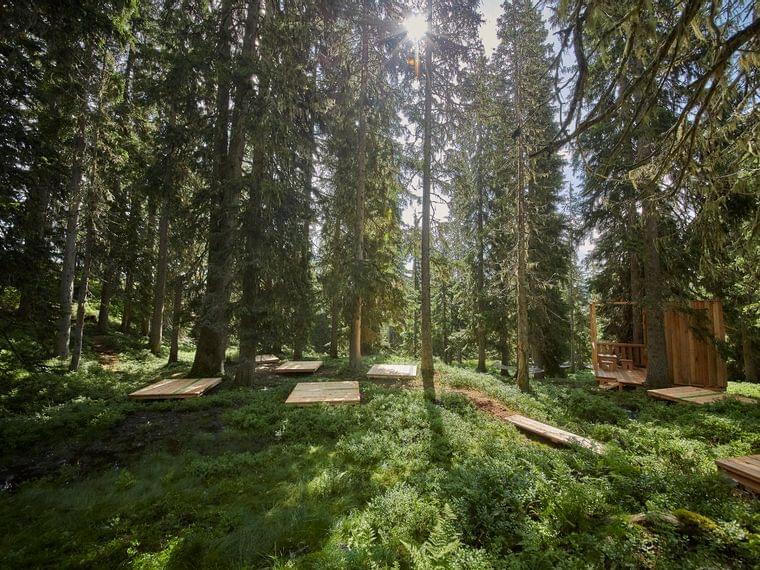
[329,300,339,358]
[56,116,87,358]
[293,65,317,360]
[475,135,487,372]
[97,274,115,334]
[227,0,262,384]
[139,197,157,338]
[442,282,450,365]
[149,197,170,355]
[168,278,183,364]
[629,201,643,343]
[121,193,141,333]
[349,11,369,371]
[412,213,419,357]
[190,0,240,377]
[420,0,435,394]
[236,149,265,384]
[500,327,510,377]
[514,43,530,392]
[642,184,670,387]
[741,321,757,382]
[70,191,96,371]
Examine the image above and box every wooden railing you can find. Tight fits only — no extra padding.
[595,342,647,368]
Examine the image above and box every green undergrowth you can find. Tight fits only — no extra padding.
[0,334,759,568]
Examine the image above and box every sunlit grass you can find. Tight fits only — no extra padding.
[1,337,758,567]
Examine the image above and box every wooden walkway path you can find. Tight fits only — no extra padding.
[505,414,606,454]
[716,455,760,493]
[275,361,323,374]
[129,378,221,400]
[449,388,605,454]
[285,381,360,406]
[647,386,757,405]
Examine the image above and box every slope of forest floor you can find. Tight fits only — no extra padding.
[1,327,759,568]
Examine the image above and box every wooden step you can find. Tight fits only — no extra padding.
[715,455,760,493]
[505,414,605,454]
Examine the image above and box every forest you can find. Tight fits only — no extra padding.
[1,0,759,567]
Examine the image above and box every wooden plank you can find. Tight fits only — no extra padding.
[505,414,605,454]
[716,455,760,493]
[367,363,417,379]
[274,360,323,374]
[647,386,757,405]
[129,378,222,400]
[285,381,360,406]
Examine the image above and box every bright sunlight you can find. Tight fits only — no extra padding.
[403,12,428,43]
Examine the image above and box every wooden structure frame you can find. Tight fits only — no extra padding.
[590,300,727,390]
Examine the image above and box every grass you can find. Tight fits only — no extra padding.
[1,329,759,568]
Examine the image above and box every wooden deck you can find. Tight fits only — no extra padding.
[274,360,323,374]
[367,363,417,379]
[505,414,606,454]
[647,386,757,405]
[716,455,760,493]
[285,381,360,406]
[128,378,221,400]
[595,367,646,389]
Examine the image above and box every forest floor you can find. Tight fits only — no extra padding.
[1,326,760,568]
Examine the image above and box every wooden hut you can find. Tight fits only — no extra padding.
[590,300,727,390]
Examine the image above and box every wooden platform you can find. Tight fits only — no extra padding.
[255,354,280,364]
[716,455,760,493]
[128,378,222,400]
[595,367,646,388]
[367,363,417,379]
[505,414,606,454]
[274,360,323,374]
[647,386,757,405]
[285,381,360,406]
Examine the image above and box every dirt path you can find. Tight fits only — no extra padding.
[92,335,119,369]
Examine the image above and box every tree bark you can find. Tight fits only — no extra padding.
[329,300,339,358]
[168,278,183,364]
[642,184,670,387]
[190,0,242,377]
[514,40,530,392]
[149,196,170,355]
[349,9,369,371]
[97,274,115,334]
[500,327,510,377]
[441,281,449,364]
[69,191,96,372]
[236,149,265,384]
[629,201,643,343]
[56,116,87,359]
[741,321,757,382]
[120,193,141,333]
[420,0,435,395]
[475,135,487,372]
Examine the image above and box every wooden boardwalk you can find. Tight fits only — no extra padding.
[367,363,417,379]
[647,386,757,405]
[716,455,760,493]
[505,414,606,454]
[275,361,323,374]
[285,381,360,406]
[129,378,221,400]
